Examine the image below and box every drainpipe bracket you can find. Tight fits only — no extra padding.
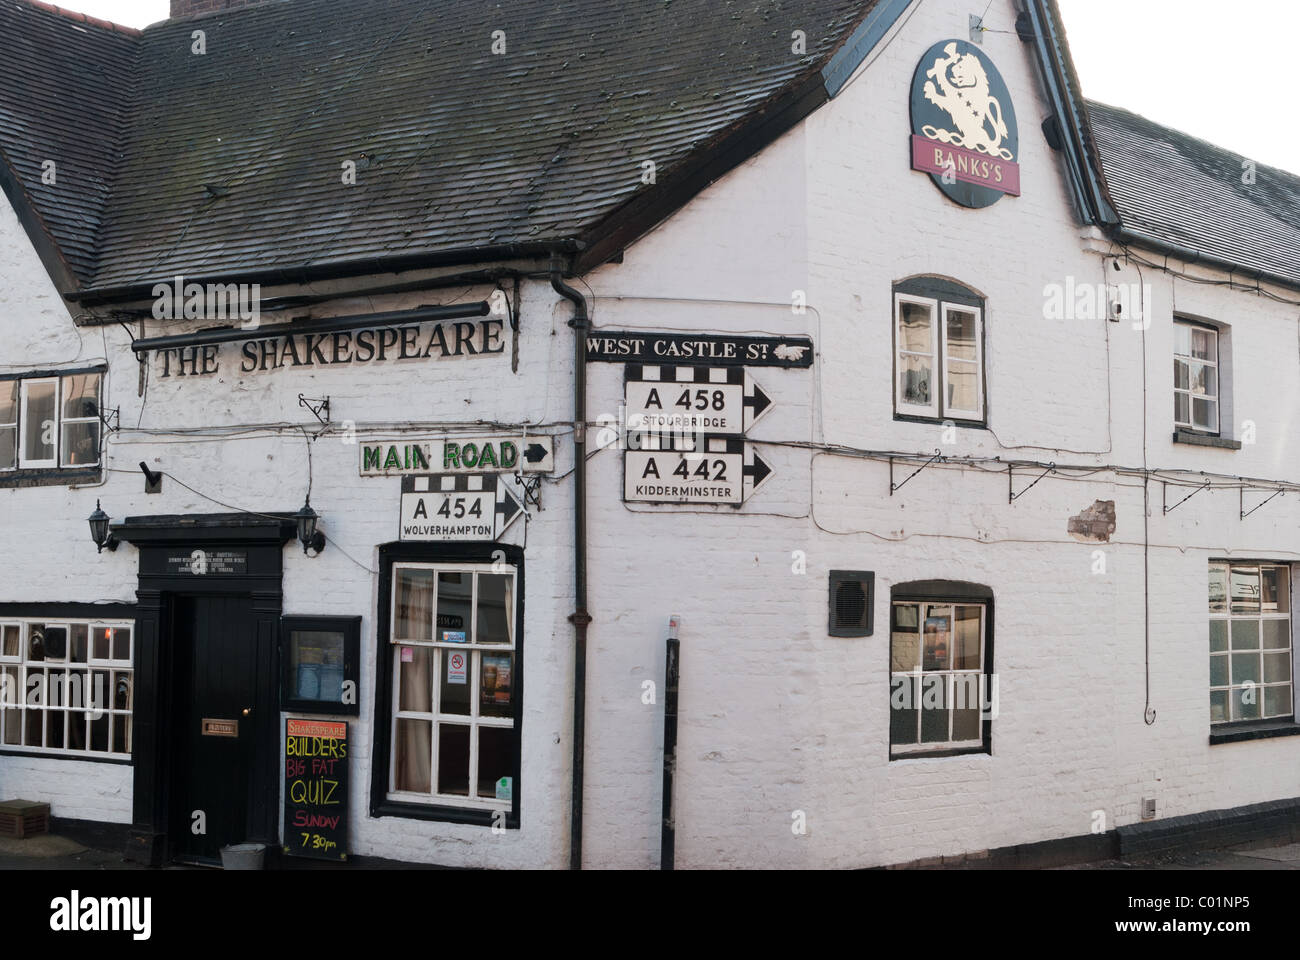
[568,610,593,627]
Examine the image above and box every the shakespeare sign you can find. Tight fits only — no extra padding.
[151,317,505,379]
[910,39,1020,208]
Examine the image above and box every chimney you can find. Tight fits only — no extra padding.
[171,0,260,18]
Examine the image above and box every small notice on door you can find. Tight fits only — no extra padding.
[447,651,468,685]
[284,718,348,861]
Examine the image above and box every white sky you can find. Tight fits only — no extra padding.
[50,0,1300,172]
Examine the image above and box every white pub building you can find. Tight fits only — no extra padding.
[1,0,1298,869]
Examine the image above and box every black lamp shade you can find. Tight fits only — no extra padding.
[296,500,324,554]
[88,500,116,553]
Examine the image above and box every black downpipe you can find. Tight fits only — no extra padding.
[551,253,591,871]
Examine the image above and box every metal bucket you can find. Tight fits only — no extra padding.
[219,842,266,870]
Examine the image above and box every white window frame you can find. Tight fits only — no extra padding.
[59,372,102,469]
[940,302,985,421]
[895,293,939,419]
[1174,320,1220,434]
[0,379,16,472]
[0,619,134,758]
[1209,562,1292,725]
[890,600,988,756]
[17,377,58,469]
[387,561,517,811]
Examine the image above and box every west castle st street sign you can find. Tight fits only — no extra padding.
[150,317,506,378]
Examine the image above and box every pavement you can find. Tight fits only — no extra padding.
[1067,839,1300,870]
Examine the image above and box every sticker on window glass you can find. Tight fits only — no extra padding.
[447,651,468,685]
[442,630,467,643]
[496,776,512,802]
[400,646,414,663]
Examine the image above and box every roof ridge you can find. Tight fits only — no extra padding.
[1087,98,1300,181]
[13,0,142,36]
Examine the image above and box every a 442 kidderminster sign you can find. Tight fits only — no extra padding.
[910,39,1020,209]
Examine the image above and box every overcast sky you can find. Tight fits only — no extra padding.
[51,0,1300,172]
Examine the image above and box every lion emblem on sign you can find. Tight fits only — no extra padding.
[921,42,1013,160]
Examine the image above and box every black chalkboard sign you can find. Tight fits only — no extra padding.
[283,718,348,861]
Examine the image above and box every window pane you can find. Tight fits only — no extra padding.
[43,627,67,661]
[394,719,431,792]
[22,381,56,462]
[899,356,932,406]
[1230,567,1260,614]
[437,572,472,637]
[28,625,45,661]
[1173,359,1189,390]
[61,421,100,466]
[952,607,981,670]
[1209,654,1228,687]
[1174,392,1189,425]
[112,714,130,754]
[112,672,131,713]
[0,427,13,471]
[111,626,130,662]
[477,726,513,800]
[1174,323,1191,356]
[1232,686,1260,721]
[945,309,978,361]
[1230,620,1258,650]
[395,569,434,640]
[1263,652,1291,684]
[1189,327,1216,361]
[1192,397,1216,431]
[61,374,100,420]
[889,676,918,745]
[438,649,470,716]
[0,381,15,423]
[1230,653,1260,685]
[397,645,433,713]
[1186,362,1216,398]
[436,724,470,796]
[480,653,514,719]
[1261,567,1290,614]
[1210,689,1229,723]
[919,675,949,743]
[898,301,932,353]
[1262,619,1289,650]
[946,360,979,413]
[1209,620,1227,652]
[1264,685,1292,719]
[90,710,108,751]
[2,624,18,658]
[1208,565,1227,613]
[70,625,87,663]
[476,574,513,644]
[951,674,982,741]
[922,608,951,671]
[2,667,20,744]
[891,605,919,672]
[92,626,112,660]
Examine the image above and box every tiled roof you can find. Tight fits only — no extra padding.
[1088,100,1300,288]
[0,0,138,284]
[0,0,872,296]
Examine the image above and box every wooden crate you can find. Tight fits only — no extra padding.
[0,800,51,839]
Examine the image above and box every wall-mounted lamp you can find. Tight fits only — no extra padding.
[295,498,326,555]
[88,500,119,553]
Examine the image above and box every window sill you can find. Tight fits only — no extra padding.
[894,414,987,430]
[0,467,102,489]
[1209,718,1300,745]
[890,745,990,761]
[370,798,518,829]
[1173,430,1241,450]
[0,748,132,765]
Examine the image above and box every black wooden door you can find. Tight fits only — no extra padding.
[170,595,259,864]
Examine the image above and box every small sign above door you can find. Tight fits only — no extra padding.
[165,550,248,576]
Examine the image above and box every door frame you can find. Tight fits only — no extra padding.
[112,512,297,865]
